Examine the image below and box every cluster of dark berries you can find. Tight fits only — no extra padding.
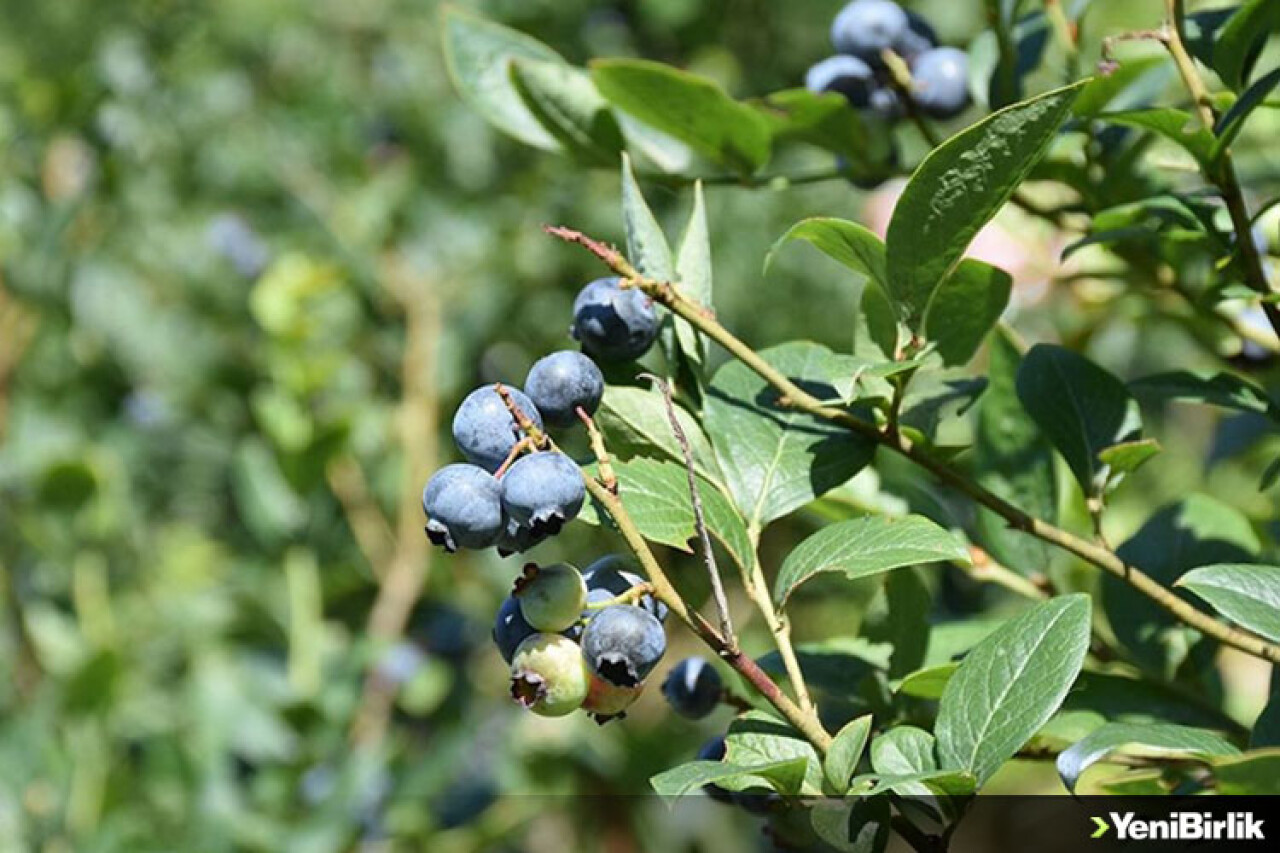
[494,557,671,721]
[421,276,662,556]
[805,0,970,121]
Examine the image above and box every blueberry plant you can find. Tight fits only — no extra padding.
[438,0,1280,847]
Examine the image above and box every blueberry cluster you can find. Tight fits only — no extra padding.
[806,0,970,121]
[421,276,660,557]
[496,557,669,722]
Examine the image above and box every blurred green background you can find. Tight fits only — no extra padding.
[2,0,1278,850]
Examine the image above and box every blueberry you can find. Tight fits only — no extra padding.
[525,350,605,427]
[867,83,905,121]
[206,213,269,279]
[582,674,644,723]
[696,737,735,804]
[452,384,543,473]
[909,47,970,119]
[500,451,585,535]
[831,0,909,65]
[582,556,668,622]
[493,595,537,664]
[509,634,592,717]
[513,562,587,632]
[495,515,549,557]
[422,464,504,552]
[570,277,660,362]
[805,55,876,107]
[894,10,937,62]
[581,605,666,688]
[661,656,723,719]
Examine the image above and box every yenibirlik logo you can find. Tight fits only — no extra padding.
[1091,811,1265,842]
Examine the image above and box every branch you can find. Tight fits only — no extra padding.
[1162,0,1280,342]
[640,374,736,649]
[548,225,1280,665]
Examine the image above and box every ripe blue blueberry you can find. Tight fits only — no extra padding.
[493,595,537,663]
[570,277,660,362]
[894,10,937,62]
[581,605,666,688]
[500,451,585,535]
[513,562,587,632]
[452,384,542,473]
[805,55,876,107]
[867,83,904,121]
[495,515,548,557]
[582,555,668,622]
[509,634,591,717]
[909,47,971,119]
[421,464,503,552]
[525,350,605,427]
[831,0,909,64]
[661,656,723,719]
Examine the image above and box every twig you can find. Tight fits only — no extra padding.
[576,407,617,492]
[351,259,441,746]
[326,455,396,580]
[1162,0,1280,341]
[963,546,1050,601]
[548,225,1280,665]
[641,373,737,650]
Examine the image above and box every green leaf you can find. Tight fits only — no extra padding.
[1104,495,1260,677]
[765,217,887,290]
[885,82,1084,325]
[973,328,1055,573]
[591,59,771,174]
[1062,671,1243,731]
[1073,57,1169,117]
[649,758,806,799]
[773,516,968,606]
[579,458,753,574]
[441,7,564,150]
[705,342,876,531]
[825,715,873,792]
[854,770,977,797]
[809,796,891,853]
[1098,108,1214,167]
[1212,66,1280,161]
[232,438,305,544]
[895,663,959,699]
[1177,564,1280,642]
[1130,370,1277,417]
[724,711,824,794]
[872,726,937,776]
[1213,0,1280,92]
[1212,749,1280,794]
[1096,438,1162,478]
[509,59,624,165]
[595,386,722,484]
[922,258,1012,366]
[1015,344,1142,495]
[1056,722,1239,793]
[755,89,894,183]
[936,595,1092,785]
[620,153,675,282]
[757,638,890,699]
[673,181,712,366]
[864,568,932,678]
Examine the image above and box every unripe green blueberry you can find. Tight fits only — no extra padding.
[582,674,644,724]
[514,562,587,632]
[509,634,591,717]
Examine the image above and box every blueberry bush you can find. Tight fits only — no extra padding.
[432,0,1280,846]
[4,0,1280,850]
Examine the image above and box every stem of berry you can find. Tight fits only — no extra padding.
[640,373,737,652]
[547,224,1280,666]
[493,436,534,478]
[494,383,549,449]
[583,582,655,611]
